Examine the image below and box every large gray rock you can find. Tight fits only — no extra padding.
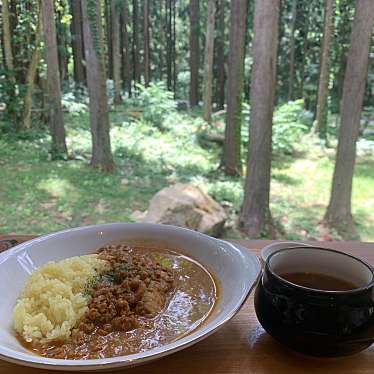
[142,183,227,237]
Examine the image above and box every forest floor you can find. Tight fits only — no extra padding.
[0,103,373,241]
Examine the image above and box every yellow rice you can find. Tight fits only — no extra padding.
[13,254,108,343]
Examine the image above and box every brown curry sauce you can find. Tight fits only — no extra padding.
[19,245,218,359]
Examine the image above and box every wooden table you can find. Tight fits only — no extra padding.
[1,235,374,373]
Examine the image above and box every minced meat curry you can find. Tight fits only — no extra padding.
[20,244,217,359]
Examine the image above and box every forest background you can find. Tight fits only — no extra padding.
[0,0,373,241]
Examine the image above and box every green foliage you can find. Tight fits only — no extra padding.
[0,69,25,127]
[207,178,243,210]
[61,92,88,115]
[175,71,190,100]
[356,139,374,157]
[272,100,311,154]
[0,1,42,128]
[198,99,312,156]
[135,82,177,129]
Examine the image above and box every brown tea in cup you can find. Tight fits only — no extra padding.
[280,272,358,291]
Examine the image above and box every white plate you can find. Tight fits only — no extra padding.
[261,240,312,262]
[0,223,261,371]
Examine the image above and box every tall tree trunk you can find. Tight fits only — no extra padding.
[111,0,122,104]
[16,4,32,83]
[9,0,17,51]
[82,0,114,171]
[2,0,16,124]
[172,0,176,95]
[25,2,32,60]
[299,3,310,98]
[42,0,67,158]
[10,0,23,83]
[166,0,172,90]
[64,19,70,81]
[324,0,374,238]
[132,0,141,86]
[336,53,347,104]
[70,0,85,85]
[239,0,280,238]
[202,0,216,123]
[222,0,248,176]
[2,0,14,72]
[143,0,150,86]
[121,0,131,95]
[189,0,199,107]
[157,4,165,81]
[315,0,335,140]
[21,9,43,130]
[216,0,225,110]
[334,2,352,107]
[56,8,68,83]
[1,32,5,69]
[287,0,297,101]
[105,0,113,79]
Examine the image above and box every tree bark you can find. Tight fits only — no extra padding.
[2,0,16,124]
[157,4,165,81]
[287,0,297,101]
[25,2,32,67]
[132,0,141,85]
[315,0,335,140]
[21,9,43,130]
[166,0,172,91]
[336,53,347,103]
[202,0,216,123]
[324,0,374,238]
[105,0,113,79]
[10,0,23,83]
[1,32,5,69]
[189,0,199,107]
[121,0,131,95]
[299,3,310,98]
[143,0,150,86]
[222,0,248,176]
[70,0,86,85]
[42,0,67,158]
[216,0,225,110]
[82,0,114,171]
[239,0,280,238]
[9,0,17,52]
[2,0,14,72]
[111,0,122,104]
[334,1,352,107]
[172,0,176,95]
[56,9,68,83]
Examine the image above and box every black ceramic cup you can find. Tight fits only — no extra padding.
[254,246,374,357]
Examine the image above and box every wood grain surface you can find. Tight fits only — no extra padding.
[1,235,373,373]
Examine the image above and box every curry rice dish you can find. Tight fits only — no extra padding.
[13,244,217,359]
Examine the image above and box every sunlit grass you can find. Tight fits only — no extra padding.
[0,109,373,241]
[271,145,374,241]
